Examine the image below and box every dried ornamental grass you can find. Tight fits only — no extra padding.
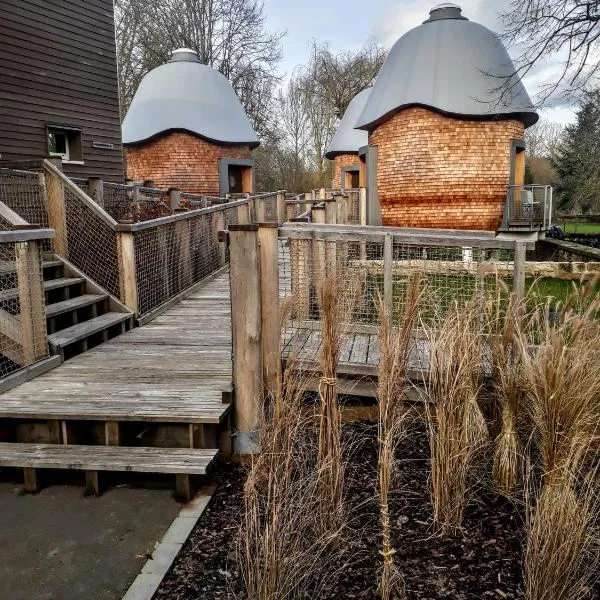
[424,301,488,535]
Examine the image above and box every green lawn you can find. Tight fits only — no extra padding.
[559,221,600,235]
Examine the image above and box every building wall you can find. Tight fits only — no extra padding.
[369,107,525,231]
[125,132,252,195]
[332,154,362,188]
[0,0,124,180]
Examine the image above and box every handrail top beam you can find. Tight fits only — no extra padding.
[0,228,55,242]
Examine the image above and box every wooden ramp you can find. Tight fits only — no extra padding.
[0,274,232,499]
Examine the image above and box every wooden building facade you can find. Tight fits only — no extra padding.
[0,0,124,180]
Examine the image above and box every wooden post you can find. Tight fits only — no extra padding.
[23,467,38,493]
[513,241,527,302]
[324,198,337,225]
[236,202,251,225]
[248,197,256,223]
[383,234,393,324]
[254,197,266,223]
[44,159,68,256]
[276,191,286,225]
[359,187,367,226]
[304,191,313,215]
[290,238,310,320]
[117,231,138,315]
[175,219,192,290]
[16,240,47,365]
[335,194,347,225]
[229,224,263,455]
[258,224,281,399]
[88,177,104,209]
[168,188,181,212]
[213,211,226,266]
[311,207,326,295]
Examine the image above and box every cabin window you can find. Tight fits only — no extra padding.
[342,167,360,190]
[219,159,254,196]
[47,127,83,163]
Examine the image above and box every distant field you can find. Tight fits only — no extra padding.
[559,221,600,235]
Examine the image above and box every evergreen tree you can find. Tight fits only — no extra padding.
[553,90,600,213]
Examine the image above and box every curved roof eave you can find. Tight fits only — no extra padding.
[123,127,261,149]
[325,88,372,160]
[122,55,260,148]
[356,7,539,131]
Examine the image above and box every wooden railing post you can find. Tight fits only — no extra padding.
[290,238,310,320]
[335,193,347,225]
[276,191,286,225]
[304,191,313,215]
[168,188,181,212]
[258,224,281,399]
[213,211,226,266]
[16,240,47,364]
[229,224,263,454]
[311,206,326,294]
[43,159,68,256]
[255,197,266,223]
[359,187,367,226]
[383,234,393,324]
[236,202,251,225]
[88,177,104,209]
[325,197,337,225]
[117,230,139,316]
[513,241,527,302]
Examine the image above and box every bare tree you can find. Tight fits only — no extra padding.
[501,1,600,102]
[114,0,283,135]
[525,118,565,158]
[301,40,386,119]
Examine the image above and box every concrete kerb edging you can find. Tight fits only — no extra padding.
[121,483,218,600]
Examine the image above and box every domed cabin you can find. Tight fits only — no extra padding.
[122,49,260,197]
[356,4,539,231]
[326,88,371,190]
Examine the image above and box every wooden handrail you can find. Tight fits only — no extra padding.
[0,200,30,229]
[0,229,54,243]
[116,197,250,232]
[42,160,118,230]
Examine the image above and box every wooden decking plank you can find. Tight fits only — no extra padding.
[0,273,234,425]
[0,443,218,475]
[349,333,369,364]
[367,333,380,365]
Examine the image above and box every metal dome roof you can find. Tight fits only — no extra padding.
[325,88,371,159]
[357,4,538,131]
[122,49,260,148]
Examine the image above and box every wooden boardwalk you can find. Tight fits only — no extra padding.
[0,273,232,426]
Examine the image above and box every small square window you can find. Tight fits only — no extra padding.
[47,127,83,163]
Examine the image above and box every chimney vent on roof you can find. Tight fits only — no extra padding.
[169,48,200,63]
[424,3,468,23]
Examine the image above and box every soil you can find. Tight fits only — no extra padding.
[154,421,594,599]
[565,233,600,249]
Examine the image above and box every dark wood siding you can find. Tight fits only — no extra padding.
[0,0,124,181]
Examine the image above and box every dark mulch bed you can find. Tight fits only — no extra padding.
[155,420,533,599]
[565,234,600,248]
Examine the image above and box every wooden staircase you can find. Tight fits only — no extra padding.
[0,273,232,501]
[42,257,133,361]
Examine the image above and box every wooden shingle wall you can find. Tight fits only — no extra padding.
[125,132,251,195]
[332,154,362,188]
[369,107,524,231]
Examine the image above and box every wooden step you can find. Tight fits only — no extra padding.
[0,443,218,475]
[48,312,131,352]
[0,393,231,423]
[0,260,63,275]
[0,277,84,302]
[45,294,108,318]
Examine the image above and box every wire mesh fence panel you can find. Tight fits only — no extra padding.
[0,240,48,378]
[103,182,137,222]
[346,190,361,224]
[0,169,48,229]
[133,204,238,317]
[279,230,516,368]
[63,187,121,298]
[70,178,89,196]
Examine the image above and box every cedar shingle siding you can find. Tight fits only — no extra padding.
[0,0,124,180]
[370,108,524,231]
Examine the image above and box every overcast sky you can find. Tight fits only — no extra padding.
[263,0,577,124]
